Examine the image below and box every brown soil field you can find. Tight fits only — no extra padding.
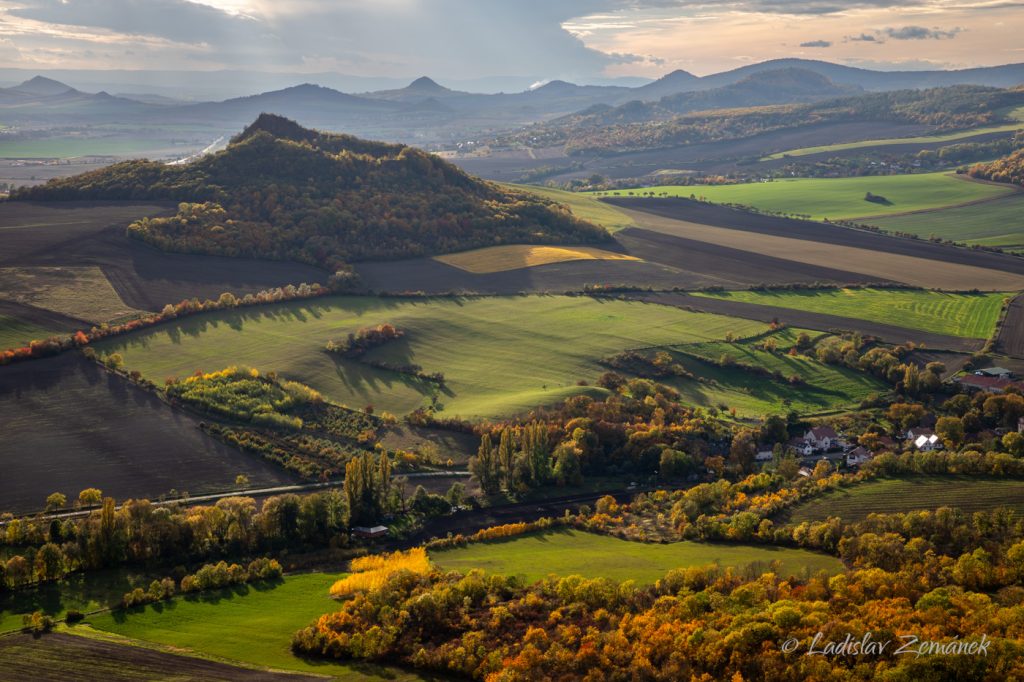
[996,293,1024,358]
[0,353,300,515]
[0,633,321,682]
[606,199,1024,291]
[354,253,690,294]
[0,202,329,312]
[354,226,879,294]
[632,291,985,352]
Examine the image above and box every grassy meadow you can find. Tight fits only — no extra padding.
[514,184,636,233]
[430,529,844,581]
[594,172,1015,221]
[88,572,422,680]
[0,568,158,634]
[693,288,1007,338]
[786,476,1024,523]
[868,194,1024,252]
[664,336,886,415]
[94,295,767,419]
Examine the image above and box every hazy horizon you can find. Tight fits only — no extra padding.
[0,0,1020,90]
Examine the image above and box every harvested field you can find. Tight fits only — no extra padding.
[996,292,1024,358]
[0,353,300,515]
[0,633,322,682]
[435,244,639,273]
[355,226,881,294]
[355,255,689,293]
[606,199,1024,290]
[615,227,880,287]
[0,265,140,323]
[632,292,985,352]
[0,202,329,312]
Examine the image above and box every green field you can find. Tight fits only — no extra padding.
[868,193,1024,251]
[515,184,636,233]
[663,336,886,415]
[762,108,1024,159]
[0,568,156,633]
[694,288,1007,338]
[430,529,844,581]
[594,172,1015,221]
[94,295,766,419]
[88,573,422,680]
[0,313,65,350]
[786,476,1024,523]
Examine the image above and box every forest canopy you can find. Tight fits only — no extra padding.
[12,114,609,269]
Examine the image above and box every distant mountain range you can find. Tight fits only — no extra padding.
[3,59,1023,145]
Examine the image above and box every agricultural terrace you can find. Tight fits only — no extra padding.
[595,172,1015,221]
[435,244,639,273]
[94,295,767,419]
[514,184,635,233]
[429,529,844,582]
[761,106,1024,159]
[786,476,1024,524]
[868,194,1024,252]
[693,288,1007,338]
[89,572,423,681]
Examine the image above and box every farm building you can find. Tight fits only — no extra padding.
[352,525,389,539]
[954,374,1024,394]
[976,367,1014,378]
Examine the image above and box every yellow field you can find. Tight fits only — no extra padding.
[0,266,140,323]
[435,244,640,273]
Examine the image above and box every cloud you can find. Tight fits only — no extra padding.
[799,39,831,47]
[882,25,963,39]
[847,33,879,42]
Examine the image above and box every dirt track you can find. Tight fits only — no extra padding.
[996,292,1024,358]
[631,291,985,352]
[0,633,321,682]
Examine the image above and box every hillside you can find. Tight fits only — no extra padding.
[12,114,609,269]
[515,84,1024,154]
[969,146,1024,186]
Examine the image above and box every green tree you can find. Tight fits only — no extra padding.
[45,492,66,512]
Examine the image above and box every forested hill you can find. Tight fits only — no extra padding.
[969,146,1024,186]
[13,114,609,268]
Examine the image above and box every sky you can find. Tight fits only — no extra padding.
[0,0,1021,83]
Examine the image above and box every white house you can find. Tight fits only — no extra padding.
[905,427,936,442]
[846,446,872,467]
[804,426,839,452]
[913,434,942,451]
